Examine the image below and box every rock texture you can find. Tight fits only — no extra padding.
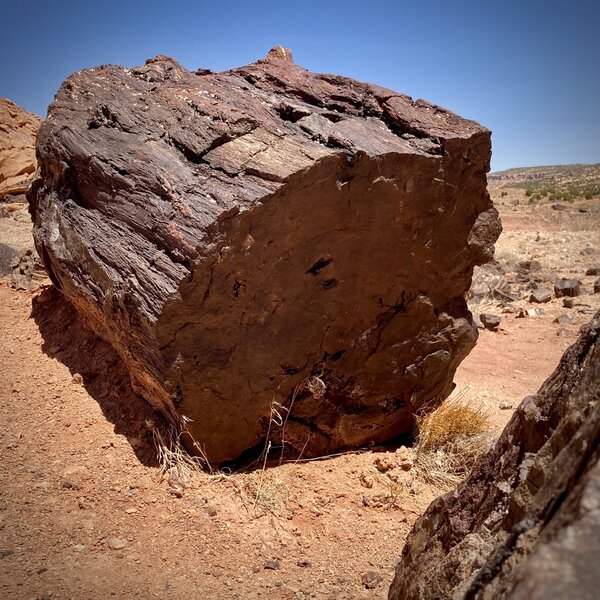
[29,47,500,463]
[389,311,600,600]
[0,98,41,201]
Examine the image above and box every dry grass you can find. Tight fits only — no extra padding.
[414,388,493,490]
[148,418,209,488]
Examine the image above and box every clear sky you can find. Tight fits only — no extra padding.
[1,0,598,171]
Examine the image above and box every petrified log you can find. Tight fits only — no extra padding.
[389,310,600,600]
[0,97,41,201]
[29,47,500,463]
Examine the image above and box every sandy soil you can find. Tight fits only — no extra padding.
[0,191,598,599]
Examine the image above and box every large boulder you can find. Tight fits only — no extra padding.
[0,97,41,201]
[29,47,500,464]
[389,311,600,600]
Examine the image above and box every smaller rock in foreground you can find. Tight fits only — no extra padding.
[480,313,501,331]
[530,288,552,303]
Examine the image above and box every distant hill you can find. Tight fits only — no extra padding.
[488,163,600,202]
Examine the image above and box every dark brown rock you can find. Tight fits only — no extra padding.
[585,267,600,276]
[29,48,500,464]
[553,313,576,325]
[517,260,541,272]
[594,278,600,294]
[563,297,574,308]
[480,313,501,331]
[389,311,600,600]
[529,288,551,303]
[554,278,581,298]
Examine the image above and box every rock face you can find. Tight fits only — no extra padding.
[389,311,600,600]
[0,99,45,289]
[0,98,41,201]
[29,47,500,463]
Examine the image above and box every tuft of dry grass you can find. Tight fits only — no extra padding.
[414,389,493,490]
[148,418,209,488]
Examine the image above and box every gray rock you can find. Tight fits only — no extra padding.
[361,571,383,589]
[529,288,552,303]
[107,537,126,550]
[517,260,541,272]
[554,314,576,325]
[554,278,581,298]
[480,313,501,331]
[472,314,485,330]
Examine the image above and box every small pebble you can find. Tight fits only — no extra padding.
[107,537,127,550]
[361,571,383,589]
[264,559,280,570]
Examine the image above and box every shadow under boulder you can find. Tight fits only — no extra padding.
[32,285,164,467]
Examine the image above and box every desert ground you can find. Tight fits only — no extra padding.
[1,171,599,599]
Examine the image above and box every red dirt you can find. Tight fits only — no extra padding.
[0,192,598,599]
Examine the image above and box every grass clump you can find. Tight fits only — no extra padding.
[414,389,493,490]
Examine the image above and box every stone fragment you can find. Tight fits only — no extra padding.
[389,311,600,600]
[29,48,500,464]
[263,559,280,570]
[517,260,541,272]
[529,288,552,303]
[361,571,383,589]
[480,313,501,331]
[551,203,567,211]
[498,401,512,410]
[554,314,576,325]
[472,313,485,329]
[554,278,581,297]
[595,278,600,294]
[563,297,574,308]
[586,267,600,276]
[107,537,126,550]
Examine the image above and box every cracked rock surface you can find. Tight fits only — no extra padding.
[389,310,600,600]
[29,46,500,463]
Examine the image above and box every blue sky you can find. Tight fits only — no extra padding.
[1,0,598,171]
